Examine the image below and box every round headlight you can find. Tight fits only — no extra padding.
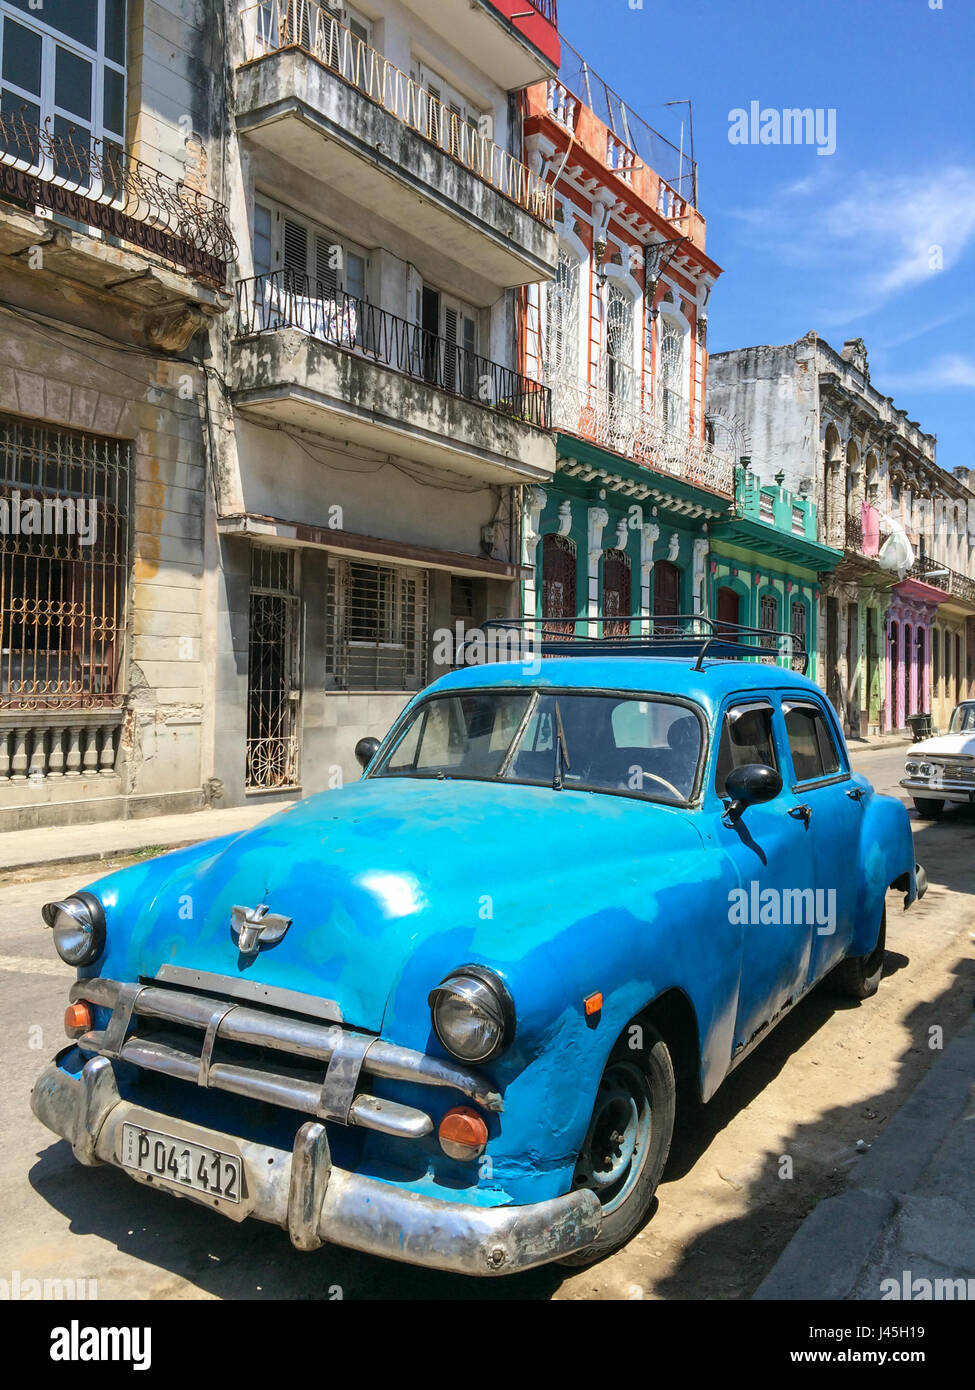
[428,966,514,1064]
[41,892,106,967]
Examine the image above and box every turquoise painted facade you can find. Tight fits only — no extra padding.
[523,435,730,632]
[708,468,843,680]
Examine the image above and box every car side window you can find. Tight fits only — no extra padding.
[715,702,777,797]
[783,701,841,782]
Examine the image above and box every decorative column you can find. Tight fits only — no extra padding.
[587,507,609,636]
[522,486,548,618]
[65,725,83,777]
[100,725,117,776]
[692,538,709,621]
[640,523,659,632]
[47,726,65,779]
[10,727,29,783]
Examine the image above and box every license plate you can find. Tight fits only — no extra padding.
[119,1123,241,1203]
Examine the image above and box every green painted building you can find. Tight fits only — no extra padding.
[708,467,843,679]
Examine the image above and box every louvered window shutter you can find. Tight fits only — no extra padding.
[282,217,308,292]
[314,233,339,301]
[443,305,458,392]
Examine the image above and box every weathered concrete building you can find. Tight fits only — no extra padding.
[0,0,565,828]
[0,0,235,830]
[709,333,975,735]
[210,0,562,803]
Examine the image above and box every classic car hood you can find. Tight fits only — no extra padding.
[91,778,704,1033]
[910,733,975,758]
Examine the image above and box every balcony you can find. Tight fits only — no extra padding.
[232,273,555,485]
[908,556,975,608]
[550,376,734,497]
[0,112,235,336]
[236,3,557,304]
[404,0,561,85]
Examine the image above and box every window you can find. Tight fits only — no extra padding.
[375,691,703,803]
[541,533,576,634]
[249,197,369,340]
[790,600,807,672]
[653,560,681,625]
[760,593,778,655]
[545,246,580,382]
[0,410,129,708]
[606,283,634,410]
[715,702,777,796]
[658,317,686,432]
[783,700,841,783]
[415,60,485,166]
[602,548,631,637]
[0,0,126,177]
[327,557,428,692]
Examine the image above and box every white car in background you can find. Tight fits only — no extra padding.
[902,701,975,818]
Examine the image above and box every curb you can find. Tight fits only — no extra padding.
[0,838,202,878]
[753,1014,975,1300]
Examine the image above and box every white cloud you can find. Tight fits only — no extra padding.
[729,164,975,316]
[882,354,975,391]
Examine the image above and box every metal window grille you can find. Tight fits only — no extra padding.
[0,410,129,709]
[790,600,807,672]
[659,322,686,433]
[246,546,302,789]
[760,594,779,654]
[606,283,634,417]
[326,557,428,692]
[545,247,580,381]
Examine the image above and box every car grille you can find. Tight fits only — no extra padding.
[72,976,502,1140]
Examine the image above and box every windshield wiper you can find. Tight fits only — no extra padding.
[553,698,571,790]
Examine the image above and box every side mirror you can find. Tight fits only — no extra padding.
[355,737,381,770]
[724,763,782,821]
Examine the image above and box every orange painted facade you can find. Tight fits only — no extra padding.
[521,73,725,487]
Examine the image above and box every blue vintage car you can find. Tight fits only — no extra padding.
[31,633,926,1276]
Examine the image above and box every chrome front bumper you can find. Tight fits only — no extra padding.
[31,1053,601,1276]
[901,776,975,802]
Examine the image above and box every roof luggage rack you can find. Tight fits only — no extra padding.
[477,615,809,674]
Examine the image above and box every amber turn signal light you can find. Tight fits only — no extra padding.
[584,991,603,1017]
[438,1106,488,1160]
[64,1002,93,1035]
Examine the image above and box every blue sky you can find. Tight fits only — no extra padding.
[557,0,975,472]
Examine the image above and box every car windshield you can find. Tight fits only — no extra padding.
[949,704,975,734]
[371,690,703,803]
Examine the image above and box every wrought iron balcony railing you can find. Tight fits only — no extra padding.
[0,112,236,287]
[909,555,975,606]
[548,375,734,496]
[846,516,863,551]
[236,272,551,431]
[239,0,554,223]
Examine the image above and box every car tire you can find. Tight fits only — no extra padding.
[830,908,886,1000]
[912,798,945,819]
[559,1022,676,1267]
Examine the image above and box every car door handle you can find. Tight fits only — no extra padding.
[789,804,812,825]
[846,786,866,802]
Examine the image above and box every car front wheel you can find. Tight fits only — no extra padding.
[560,1022,676,1266]
[913,797,945,819]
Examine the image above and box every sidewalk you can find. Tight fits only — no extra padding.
[846,732,914,754]
[754,1014,975,1300]
[0,799,298,876]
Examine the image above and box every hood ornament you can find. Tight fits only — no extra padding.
[231,903,292,955]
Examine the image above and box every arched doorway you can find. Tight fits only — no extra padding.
[904,624,914,718]
[602,549,631,638]
[541,533,577,636]
[915,627,926,715]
